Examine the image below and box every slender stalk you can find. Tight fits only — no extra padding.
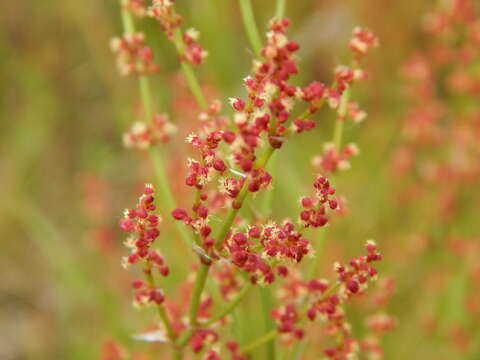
[118,1,193,250]
[120,0,135,34]
[143,263,177,341]
[150,149,192,247]
[186,145,276,335]
[188,263,210,326]
[333,87,350,151]
[240,329,277,354]
[239,0,263,57]
[259,287,276,360]
[204,282,253,326]
[181,61,208,110]
[275,0,286,19]
[176,328,193,348]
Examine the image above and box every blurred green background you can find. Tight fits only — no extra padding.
[1,0,478,359]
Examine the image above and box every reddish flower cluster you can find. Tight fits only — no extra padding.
[123,113,177,149]
[110,33,160,76]
[123,0,147,18]
[148,0,208,65]
[309,27,376,176]
[298,175,338,228]
[119,185,170,306]
[226,220,309,284]
[184,131,227,189]
[266,242,383,359]
[307,241,382,360]
[225,341,248,360]
[312,143,360,173]
[119,184,160,262]
[147,0,181,36]
[190,328,218,354]
[271,303,305,340]
[349,27,379,61]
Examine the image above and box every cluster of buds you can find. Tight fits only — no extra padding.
[308,27,376,177]
[148,1,208,65]
[190,329,218,354]
[271,303,305,340]
[223,18,302,163]
[226,341,248,360]
[130,255,168,307]
[110,33,160,76]
[119,185,170,306]
[123,113,177,149]
[298,175,338,227]
[119,184,161,263]
[334,240,381,297]
[308,241,382,359]
[123,0,147,18]
[349,27,379,61]
[267,242,383,358]
[182,28,209,66]
[148,0,181,36]
[184,131,227,189]
[312,143,360,173]
[226,220,309,284]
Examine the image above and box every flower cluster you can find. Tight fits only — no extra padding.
[349,27,379,61]
[148,0,208,65]
[271,303,305,340]
[309,241,382,360]
[111,0,384,356]
[226,220,309,284]
[148,0,181,36]
[123,113,177,149]
[190,329,218,354]
[119,185,170,306]
[110,33,160,76]
[123,0,147,18]
[298,175,339,228]
[267,241,382,358]
[119,184,160,261]
[310,27,377,176]
[312,143,360,173]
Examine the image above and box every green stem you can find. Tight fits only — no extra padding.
[139,75,153,120]
[176,329,193,348]
[334,87,350,151]
[259,287,276,360]
[120,0,135,34]
[184,146,276,346]
[275,0,286,19]
[150,149,192,248]
[118,1,193,250]
[240,329,277,354]
[144,263,177,341]
[188,263,210,326]
[204,282,253,326]
[239,0,263,58]
[181,62,208,110]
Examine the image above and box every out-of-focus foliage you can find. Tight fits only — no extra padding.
[0,0,478,359]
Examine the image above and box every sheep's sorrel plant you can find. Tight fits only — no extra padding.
[110,1,388,359]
